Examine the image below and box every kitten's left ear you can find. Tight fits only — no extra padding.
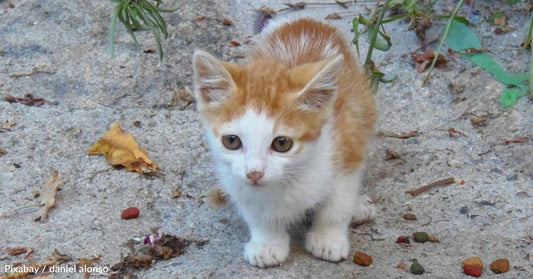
[193,50,240,109]
[293,55,344,110]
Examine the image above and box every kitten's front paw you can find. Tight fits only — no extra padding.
[305,231,349,262]
[244,240,289,268]
[352,194,377,225]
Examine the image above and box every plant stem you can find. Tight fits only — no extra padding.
[529,15,533,98]
[108,5,120,58]
[364,0,391,68]
[423,0,464,84]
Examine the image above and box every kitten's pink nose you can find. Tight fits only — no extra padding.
[246,171,264,184]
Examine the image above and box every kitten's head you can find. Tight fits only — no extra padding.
[192,50,343,187]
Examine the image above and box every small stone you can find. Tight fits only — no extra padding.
[221,18,233,26]
[395,263,409,272]
[121,207,140,219]
[516,191,531,198]
[396,236,410,244]
[413,232,429,243]
[459,206,470,215]
[490,258,510,274]
[171,189,182,199]
[403,213,417,220]
[463,265,482,277]
[463,257,483,268]
[353,251,372,266]
[410,262,425,275]
[428,236,438,242]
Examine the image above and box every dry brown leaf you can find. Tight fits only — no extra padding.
[34,171,65,222]
[325,13,341,20]
[87,123,158,175]
[494,15,506,26]
[221,18,233,26]
[411,50,447,72]
[6,247,27,256]
[495,25,517,35]
[4,94,46,107]
[77,256,101,267]
[77,256,101,279]
[1,120,16,132]
[171,189,182,199]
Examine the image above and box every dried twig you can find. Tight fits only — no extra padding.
[448,127,467,138]
[378,130,419,139]
[504,136,529,144]
[384,149,402,160]
[406,177,456,197]
[354,232,385,241]
[9,70,55,78]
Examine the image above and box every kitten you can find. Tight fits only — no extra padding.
[192,18,377,267]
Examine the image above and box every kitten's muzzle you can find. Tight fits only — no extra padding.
[246,170,264,185]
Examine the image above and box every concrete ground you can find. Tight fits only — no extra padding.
[0,0,531,278]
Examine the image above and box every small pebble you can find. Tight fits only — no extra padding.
[490,258,510,274]
[403,213,417,220]
[459,206,470,215]
[353,251,372,266]
[410,261,425,275]
[121,207,140,219]
[413,232,429,243]
[428,236,438,242]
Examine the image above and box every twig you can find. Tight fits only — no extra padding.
[354,232,385,241]
[421,217,432,226]
[448,127,467,138]
[10,70,55,78]
[423,0,464,84]
[504,136,530,144]
[378,130,419,139]
[406,177,456,197]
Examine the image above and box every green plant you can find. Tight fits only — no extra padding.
[353,0,441,92]
[524,14,533,98]
[353,0,532,107]
[423,0,463,84]
[352,0,395,93]
[108,0,180,61]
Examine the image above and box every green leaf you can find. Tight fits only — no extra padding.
[446,20,481,50]
[352,16,363,54]
[446,20,530,107]
[500,87,519,108]
[368,25,392,51]
[467,53,529,85]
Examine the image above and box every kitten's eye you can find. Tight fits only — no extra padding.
[221,135,242,150]
[271,136,293,153]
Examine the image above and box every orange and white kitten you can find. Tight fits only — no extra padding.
[193,18,376,267]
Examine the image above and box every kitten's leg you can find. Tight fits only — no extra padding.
[306,171,373,262]
[244,222,290,268]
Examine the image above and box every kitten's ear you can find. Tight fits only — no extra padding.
[193,50,239,108]
[292,55,343,110]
